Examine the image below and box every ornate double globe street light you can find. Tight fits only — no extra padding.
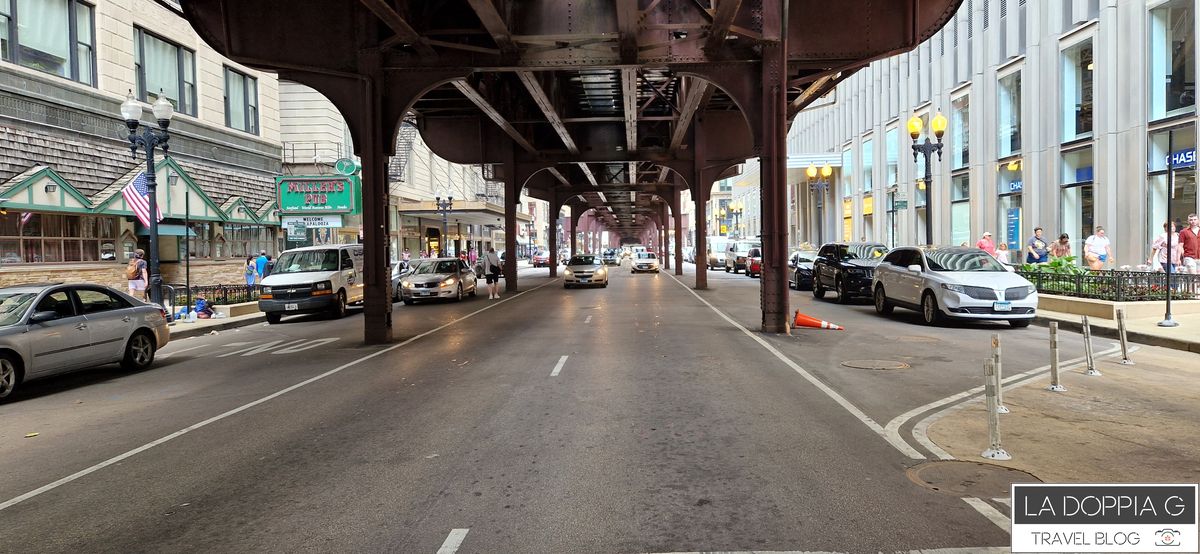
[434,191,454,257]
[120,91,175,306]
[806,163,833,245]
[720,201,744,238]
[907,112,948,246]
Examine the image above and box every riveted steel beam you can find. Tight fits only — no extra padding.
[517,70,578,154]
[669,77,711,151]
[357,0,436,58]
[465,0,517,56]
[451,79,538,154]
[704,0,743,52]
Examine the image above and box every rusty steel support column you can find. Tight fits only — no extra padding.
[673,188,684,275]
[758,0,790,334]
[569,211,579,258]
[548,198,558,278]
[357,79,393,344]
[692,120,709,290]
[660,205,670,270]
[503,153,520,293]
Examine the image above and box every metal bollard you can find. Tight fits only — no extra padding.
[1082,315,1101,376]
[1048,322,1066,392]
[981,358,1012,461]
[1116,308,1135,365]
[992,334,1009,413]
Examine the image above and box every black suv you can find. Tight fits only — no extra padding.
[812,242,889,303]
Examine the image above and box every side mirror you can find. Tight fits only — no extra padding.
[29,310,61,323]
[907,264,923,273]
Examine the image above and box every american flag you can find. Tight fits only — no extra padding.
[121,171,163,227]
[20,212,33,225]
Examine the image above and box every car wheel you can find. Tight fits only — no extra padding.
[874,285,894,315]
[455,284,464,302]
[469,284,477,297]
[836,276,851,304]
[266,313,282,324]
[725,265,730,273]
[1009,319,1031,328]
[330,290,347,319]
[0,354,21,400]
[120,331,156,371]
[921,292,943,326]
[813,277,826,299]
[403,298,414,305]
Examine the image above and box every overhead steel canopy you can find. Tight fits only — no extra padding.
[179,0,959,342]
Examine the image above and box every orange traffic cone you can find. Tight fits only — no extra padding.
[792,310,844,330]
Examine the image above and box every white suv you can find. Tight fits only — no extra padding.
[871,246,1037,327]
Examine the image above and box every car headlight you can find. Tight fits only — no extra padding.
[595,267,606,275]
[441,277,456,287]
[564,269,574,276]
[312,280,333,295]
[1026,285,1037,295]
[847,268,865,275]
[940,283,966,293]
[261,286,272,295]
[402,281,414,289]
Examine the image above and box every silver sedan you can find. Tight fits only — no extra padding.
[398,258,479,304]
[0,283,170,400]
[563,254,609,288]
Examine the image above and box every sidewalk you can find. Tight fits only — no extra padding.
[926,345,1200,484]
[1035,308,1200,353]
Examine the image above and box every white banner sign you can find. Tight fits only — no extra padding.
[282,215,343,228]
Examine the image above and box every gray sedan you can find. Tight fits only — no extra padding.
[398,258,479,304]
[0,283,170,400]
[563,255,609,288]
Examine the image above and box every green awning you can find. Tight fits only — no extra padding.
[135,223,196,237]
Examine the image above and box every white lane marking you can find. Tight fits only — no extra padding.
[963,496,1011,532]
[158,344,204,359]
[584,315,592,324]
[216,339,307,358]
[891,343,1123,459]
[273,337,340,354]
[550,355,568,377]
[436,528,469,554]
[664,273,924,460]
[0,278,560,513]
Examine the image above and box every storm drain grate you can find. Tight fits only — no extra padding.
[840,359,910,370]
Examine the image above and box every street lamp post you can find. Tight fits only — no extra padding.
[908,112,948,246]
[121,91,174,306]
[1160,129,1179,328]
[724,201,744,238]
[806,163,833,246]
[435,193,453,257]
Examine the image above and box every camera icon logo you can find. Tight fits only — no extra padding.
[1155,529,1181,547]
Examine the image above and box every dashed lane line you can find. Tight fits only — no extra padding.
[550,355,568,377]
[0,279,560,513]
[962,497,1012,532]
[436,528,469,554]
[585,315,592,324]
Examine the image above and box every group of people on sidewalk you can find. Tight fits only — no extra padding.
[242,251,273,290]
[970,213,1200,274]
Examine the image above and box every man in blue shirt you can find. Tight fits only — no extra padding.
[1025,227,1049,264]
[255,250,269,282]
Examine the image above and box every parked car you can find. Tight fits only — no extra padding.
[745,247,762,277]
[812,242,888,303]
[391,261,412,300]
[563,255,609,288]
[532,251,552,267]
[725,240,761,273]
[398,258,479,305]
[0,283,170,400]
[872,246,1037,327]
[260,244,365,323]
[788,249,819,290]
[706,236,729,270]
[601,249,620,265]
[684,247,695,264]
[631,252,660,273]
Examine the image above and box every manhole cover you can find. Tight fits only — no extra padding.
[906,460,1040,498]
[840,359,910,370]
[889,335,941,343]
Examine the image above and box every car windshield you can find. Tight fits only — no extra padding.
[795,251,817,262]
[844,245,888,260]
[410,261,459,274]
[0,292,37,327]
[748,248,761,257]
[637,252,657,260]
[569,256,597,265]
[925,250,1007,272]
[272,250,340,274]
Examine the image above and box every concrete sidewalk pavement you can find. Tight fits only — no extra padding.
[1035,308,1200,353]
[926,344,1200,484]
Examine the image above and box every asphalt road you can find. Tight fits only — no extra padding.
[0,260,1102,553]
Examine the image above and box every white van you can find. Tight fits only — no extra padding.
[259,244,365,324]
[706,236,729,270]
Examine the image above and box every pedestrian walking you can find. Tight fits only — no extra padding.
[255,250,269,282]
[994,242,1011,264]
[1180,213,1200,274]
[468,248,478,266]
[1050,233,1072,259]
[1150,221,1183,273]
[244,256,258,291]
[1083,227,1113,271]
[483,246,503,299]
[976,231,996,256]
[125,249,149,300]
[1025,227,1049,264]
[402,247,411,263]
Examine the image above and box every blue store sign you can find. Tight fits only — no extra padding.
[1006,208,1022,248]
[1167,148,1196,169]
[998,179,1023,195]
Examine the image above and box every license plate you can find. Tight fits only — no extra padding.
[285,303,299,311]
[418,292,433,296]
[993,301,1012,312]
[579,278,589,283]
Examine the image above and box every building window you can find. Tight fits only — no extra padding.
[951,173,970,246]
[0,213,117,264]
[841,146,853,197]
[225,67,259,134]
[134,27,197,116]
[998,160,1024,252]
[885,127,899,187]
[0,0,95,85]
[951,95,970,169]
[1149,0,1195,121]
[861,137,874,193]
[998,70,1022,157]
[1147,125,1197,242]
[1062,39,1094,141]
[187,222,213,258]
[1061,147,1094,258]
[226,224,273,257]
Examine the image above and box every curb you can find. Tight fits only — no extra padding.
[1031,316,1200,354]
[167,314,267,340]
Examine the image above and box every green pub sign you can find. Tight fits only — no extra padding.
[276,175,360,214]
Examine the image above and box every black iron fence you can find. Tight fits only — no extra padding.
[1017,270,1200,302]
[164,283,260,310]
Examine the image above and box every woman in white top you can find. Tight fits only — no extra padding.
[1149,221,1183,273]
[1083,227,1112,271]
